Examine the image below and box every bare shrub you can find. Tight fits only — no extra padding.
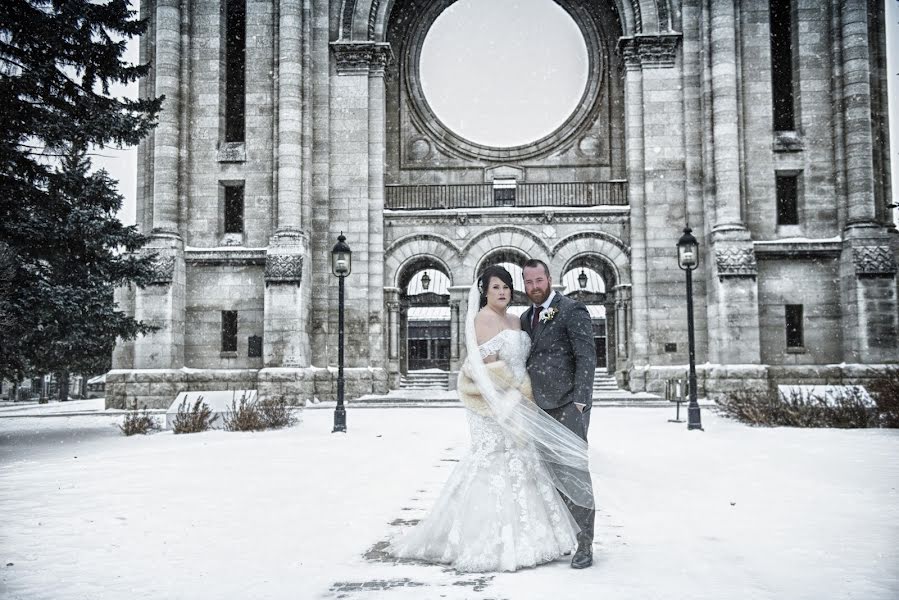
[222,395,266,432]
[868,368,899,428]
[119,401,161,436]
[171,397,217,434]
[257,396,298,429]
[223,394,298,432]
[716,387,877,428]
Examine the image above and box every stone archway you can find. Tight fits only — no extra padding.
[555,232,631,383]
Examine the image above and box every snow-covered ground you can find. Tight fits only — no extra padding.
[0,406,896,600]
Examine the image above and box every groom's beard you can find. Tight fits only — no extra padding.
[526,285,550,305]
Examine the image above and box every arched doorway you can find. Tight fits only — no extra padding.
[405,268,451,370]
[562,255,620,372]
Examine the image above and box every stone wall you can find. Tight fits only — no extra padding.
[106,367,389,410]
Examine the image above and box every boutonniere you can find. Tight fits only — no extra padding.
[540,307,558,323]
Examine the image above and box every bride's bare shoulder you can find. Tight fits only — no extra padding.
[505,313,522,331]
[474,309,505,344]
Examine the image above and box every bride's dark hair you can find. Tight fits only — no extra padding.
[478,265,515,308]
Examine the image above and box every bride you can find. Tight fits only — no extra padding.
[387,265,594,572]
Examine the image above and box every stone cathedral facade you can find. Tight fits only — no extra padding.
[108,0,897,408]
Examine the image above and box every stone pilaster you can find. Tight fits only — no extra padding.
[263,231,311,367]
[328,41,392,368]
[132,232,186,369]
[703,0,761,366]
[367,49,390,369]
[262,0,312,371]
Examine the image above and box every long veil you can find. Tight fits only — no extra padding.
[463,283,595,509]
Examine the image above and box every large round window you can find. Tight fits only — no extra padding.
[419,0,588,148]
[406,0,602,160]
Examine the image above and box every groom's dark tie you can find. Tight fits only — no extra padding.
[531,306,543,331]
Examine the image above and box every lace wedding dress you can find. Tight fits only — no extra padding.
[387,329,579,572]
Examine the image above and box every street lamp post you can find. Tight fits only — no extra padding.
[331,232,352,433]
[578,269,588,290]
[676,226,703,431]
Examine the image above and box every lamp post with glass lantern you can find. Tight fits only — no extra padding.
[331,232,352,433]
[578,269,588,290]
[676,226,703,431]
[421,271,431,291]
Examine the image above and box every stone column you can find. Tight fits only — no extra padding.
[131,0,185,373]
[276,0,303,233]
[614,284,631,385]
[151,0,181,234]
[619,40,649,369]
[604,300,616,373]
[836,0,899,362]
[384,287,400,388]
[448,285,470,389]
[263,0,312,369]
[704,0,761,366]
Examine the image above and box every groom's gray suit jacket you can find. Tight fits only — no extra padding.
[522,294,597,413]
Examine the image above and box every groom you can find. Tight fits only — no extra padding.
[521,259,596,569]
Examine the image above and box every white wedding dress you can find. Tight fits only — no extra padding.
[387,329,579,572]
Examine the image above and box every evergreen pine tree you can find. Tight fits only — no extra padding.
[0,0,163,384]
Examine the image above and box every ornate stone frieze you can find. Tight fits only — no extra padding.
[146,255,176,285]
[617,34,681,69]
[331,41,393,75]
[853,245,898,277]
[715,247,758,278]
[265,254,303,284]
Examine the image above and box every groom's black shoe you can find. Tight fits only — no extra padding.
[571,542,593,569]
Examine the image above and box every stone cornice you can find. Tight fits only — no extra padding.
[331,41,393,75]
[184,248,267,266]
[753,239,842,259]
[618,33,681,69]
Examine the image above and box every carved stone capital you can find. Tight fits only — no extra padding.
[331,41,393,75]
[853,245,898,277]
[715,247,758,279]
[265,254,303,285]
[145,254,175,285]
[618,34,681,69]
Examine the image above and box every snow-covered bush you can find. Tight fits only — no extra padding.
[119,402,161,436]
[171,397,217,434]
[223,395,297,432]
[716,387,878,428]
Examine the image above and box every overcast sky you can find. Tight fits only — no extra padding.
[96,0,899,227]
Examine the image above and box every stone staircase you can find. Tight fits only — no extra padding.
[592,369,619,394]
[398,370,450,391]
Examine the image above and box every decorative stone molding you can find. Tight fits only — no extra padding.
[715,247,758,278]
[331,41,393,75]
[265,254,303,284]
[217,142,246,163]
[773,130,804,153]
[146,255,176,285]
[853,245,898,277]
[618,34,681,68]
